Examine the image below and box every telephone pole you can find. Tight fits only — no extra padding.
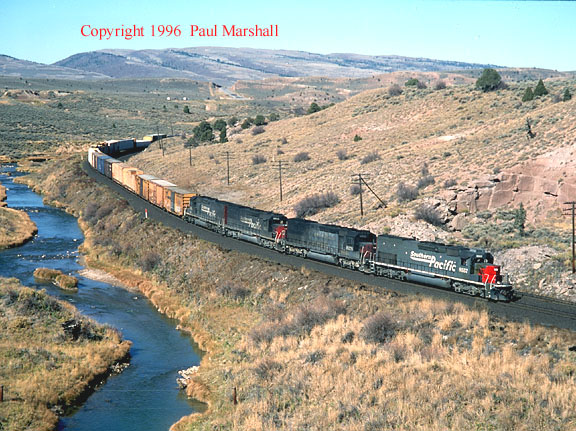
[272,161,287,202]
[563,202,576,273]
[352,174,386,217]
[226,151,230,185]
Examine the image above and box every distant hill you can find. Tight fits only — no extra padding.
[0,54,109,80]
[52,47,499,86]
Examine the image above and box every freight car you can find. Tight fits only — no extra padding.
[86,147,514,301]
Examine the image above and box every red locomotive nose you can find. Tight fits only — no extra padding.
[480,265,502,284]
[275,225,287,241]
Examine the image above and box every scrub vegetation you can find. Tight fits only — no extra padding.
[20,155,576,431]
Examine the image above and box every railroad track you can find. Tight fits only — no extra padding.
[82,161,576,331]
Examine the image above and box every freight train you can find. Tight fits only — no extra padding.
[88,145,514,301]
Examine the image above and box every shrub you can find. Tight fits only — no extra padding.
[241,118,253,129]
[140,252,161,272]
[350,184,361,195]
[414,204,443,226]
[434,80,447,90]
[293,151,310,162]
[290,297,346,334]
[280,137,288,145]
[396,182,418,202]
[307,102,321,114]
[417,175,435,189]
[405,78,420,87]
[253,358,282,379]
[251,126,265,135]
[336,149,348,160]
[563,88,572,102]
[476,68,505,92]
[183,105,190,114]
[253,114,267,126]
[360,151,380,164]
[217,282,250,300]
[227,116,238,126]
[360,311,396,344]
[294,192,340,217]
[251,154,267,165]
[388,84,403,96]
[443,178,457,188]
[268,113,280,121]
[276,148,284,155]
[353,134,362,142]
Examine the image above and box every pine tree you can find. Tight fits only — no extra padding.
[563,88,572,102]
[475,68,504,92]
[307,102,321,114]
[522,87,534,102]
[533,79,548,97]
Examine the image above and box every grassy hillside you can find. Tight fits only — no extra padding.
[128,77,576,298]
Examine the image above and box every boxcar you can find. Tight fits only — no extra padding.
[164,186,195,216]
[136,174,159,201]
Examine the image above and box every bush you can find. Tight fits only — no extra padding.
[293,151,310,162]
[417,175,435,189]
[251,154,267,165]
[443,178,457,188]
[336,149,348,160]
[290,297,346,334]
[350,184,361,195]
[353,134,362,142]
[253,114,267,126]
[360,152,380,164]
[307,102,321,114]
[563,88,572,102]
[475,68,505,92]
[140,252,161,272]
[268,113,280,121]
[280,137,288,145]
[388,84,403,96]
[360,311,396,344]
[396,182,418,202]
[251,126,265,135]
[183,105,190,114]
[241,118,253,129]
[414,204,443,226]
[217,282,250,301]
[434,80,447,90]
[405,78,420,87]
[294,192,340,217]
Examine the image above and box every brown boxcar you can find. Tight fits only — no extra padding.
[122,167,143,192]
[164,186,196,216]
[136,174,158,201]
[111,161,126,184]
[149,179,176,207]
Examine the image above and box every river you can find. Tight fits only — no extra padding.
[0,164,204,430]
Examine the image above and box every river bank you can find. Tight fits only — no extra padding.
[20,154,576,430]
[0,276,131,431]
[0,178,38,249]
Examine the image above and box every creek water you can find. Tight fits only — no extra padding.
[0,165,205,430]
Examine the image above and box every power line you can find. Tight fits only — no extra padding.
[351,174,386,217]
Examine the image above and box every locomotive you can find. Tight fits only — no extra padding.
[88,146,514,301]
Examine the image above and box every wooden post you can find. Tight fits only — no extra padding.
[1,385,4,402]
[232,386,237,405]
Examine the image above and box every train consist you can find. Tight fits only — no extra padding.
[88,145,514,301]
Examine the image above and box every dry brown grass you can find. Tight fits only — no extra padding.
[33,268,79,291]
[0,206,37,249]
[0,182,6,206]
[0,277,130,431]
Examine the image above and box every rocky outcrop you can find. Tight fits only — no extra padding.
[451,143,576,221]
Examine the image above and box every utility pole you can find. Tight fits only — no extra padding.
[272,161,287,202]
[352,174,386,217]
[226,151,230,185]
[563,202,576,274]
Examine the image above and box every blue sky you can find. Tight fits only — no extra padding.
[1,0,575,70]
